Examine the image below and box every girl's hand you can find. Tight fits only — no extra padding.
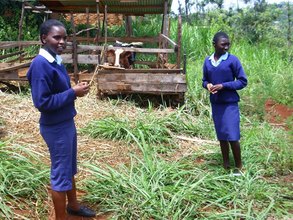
[210,84,223,94]
[207,83,213,92]
[72,82,90,97]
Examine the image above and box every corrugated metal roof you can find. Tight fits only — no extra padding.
[38,0,173,15]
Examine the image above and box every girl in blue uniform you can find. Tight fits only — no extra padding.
[27,19,96,219]
[202,32,248,173]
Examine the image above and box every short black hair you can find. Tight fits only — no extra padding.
[39,19,65,38]
[212,31,229,44]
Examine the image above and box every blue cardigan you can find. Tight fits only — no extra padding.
[27,55,77,125]
[202,54,248,104]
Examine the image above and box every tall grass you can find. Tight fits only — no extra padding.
[169,18,293,117]
[79,99,292,219]
[0,141,49,219]
[1,12,292,219]
[81,130,292,219]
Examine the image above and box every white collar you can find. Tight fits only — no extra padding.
[39,48,62,65]
[209,52,228,67]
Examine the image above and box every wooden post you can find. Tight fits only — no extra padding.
[183,53,186,75]
[86,8,90,44]
[163,0,170,36]
[96,0,101,44]
[18,0,25,62]
[70,13,78,84]
[162,0,169,66]
[177,15,182,69]
[103,4,108,63]
[125,16,133,37]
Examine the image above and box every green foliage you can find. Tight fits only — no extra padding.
[0,141,49,219]
[241,120,292,176]
[81,132,292,219]
[80,107,214,151]
[0,2,292,219]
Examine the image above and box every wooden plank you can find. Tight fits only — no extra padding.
[65,45,174,53]
[77,73,95,82]
[0,71,19,79]
[68,36,159,43]
[0,51,25,60]
[99,65,125,70]
[98,82,187,93]
[97,73,186,84]
[160,34,177,50]
[98,69,183,74]
[0,62,31,73]
[18,67,29,78]
[177,15,182,69]
[61,54,100,64]
[0,41,40,49]
[71,13,78,84]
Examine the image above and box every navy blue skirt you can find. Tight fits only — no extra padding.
[40,119,77,192]
[211,102,240,141]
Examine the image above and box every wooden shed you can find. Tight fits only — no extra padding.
[0,0,186,103]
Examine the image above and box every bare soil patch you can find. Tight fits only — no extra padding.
[265,99,293,129]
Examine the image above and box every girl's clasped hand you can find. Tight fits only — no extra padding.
[72,82,90,97]
[207,83,223,94]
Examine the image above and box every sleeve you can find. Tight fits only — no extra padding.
[202,58,209,89]
[222,57,248,90]
[29,60,76,112]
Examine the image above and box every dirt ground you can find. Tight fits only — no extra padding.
[0,87,292,219]
[264,99,293,130]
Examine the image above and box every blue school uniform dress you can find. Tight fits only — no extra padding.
[27,48,77,192]
[202,53,248,141]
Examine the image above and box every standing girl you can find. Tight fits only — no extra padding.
[27,19,96,219]
[202,31,248,173]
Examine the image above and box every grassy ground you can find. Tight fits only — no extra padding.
[0,90,292,219]
[0,12,292,220]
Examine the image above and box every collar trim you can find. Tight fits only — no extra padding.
[39,48,62,65]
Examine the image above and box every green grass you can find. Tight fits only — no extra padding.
[80,107,214,154]
[0,141,49,219]
[1,13,292,219]
[79,102,292,219]
[80,129,292,219]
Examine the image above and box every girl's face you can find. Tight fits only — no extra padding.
[41,25,67,56]
[214,37,230,56]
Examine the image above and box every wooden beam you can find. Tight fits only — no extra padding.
[18,1,25,62]
[103,4,108,63]
[160,34,178,50]
[162,0,169,36]
[0,41,40,49]
[98,69,183,74]
[97,73,186,84]
[61,54,100,64]
[70,13,78,84]
[86,7,90,44]
[97,82,187,93]
[0,62,31,73]
[177,15,182,69]
[66,45,175,53]
[68,36,159,43]
[0,51,25,60]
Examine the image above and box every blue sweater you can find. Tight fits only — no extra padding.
[202,54,248,104]
[27,55,77,125]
